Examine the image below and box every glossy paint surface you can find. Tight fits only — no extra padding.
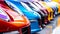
[0,0,30,32]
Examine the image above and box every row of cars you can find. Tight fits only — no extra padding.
[0,0,60,34]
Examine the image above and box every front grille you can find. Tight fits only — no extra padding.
[22,26,30,34]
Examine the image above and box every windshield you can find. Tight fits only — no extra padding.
[5,0,24,16]
[0,7,10,21]
[21,2,33,11]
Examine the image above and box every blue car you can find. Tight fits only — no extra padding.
[20,2,47,28]
[5,0,41,33]
[20,1,44,28]
[21,1,48,25]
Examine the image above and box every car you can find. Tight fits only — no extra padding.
[20,1,44,28]
[32,1,49,24]
[52,0,60,14]
[0,0,30,34]
[22,1,48,25]
[45,2,58,17]
[5,0,41,33]
[39,1,54,21]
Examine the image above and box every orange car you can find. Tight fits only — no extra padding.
[0,0,30,34]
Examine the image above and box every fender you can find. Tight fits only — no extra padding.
[5,0,41,33]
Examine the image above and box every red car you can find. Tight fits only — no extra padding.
[32,2,49,24]
[0,0,30,34]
